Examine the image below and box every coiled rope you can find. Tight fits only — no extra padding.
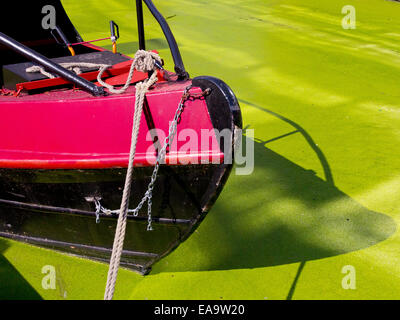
[26,50,161,95]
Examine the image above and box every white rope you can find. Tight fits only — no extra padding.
[25,50,162,95]
[97,50,161,94]
[26,62,110,80]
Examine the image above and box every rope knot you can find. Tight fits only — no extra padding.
[132,50,162,73]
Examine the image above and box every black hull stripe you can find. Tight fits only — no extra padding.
[0,198,192,225]
[0,231,158,258]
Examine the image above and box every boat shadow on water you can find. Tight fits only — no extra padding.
[151,100,396,285]
[0,238,42,299]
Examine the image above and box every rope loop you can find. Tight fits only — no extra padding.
[132,50,162,73]
[103,50,163,301]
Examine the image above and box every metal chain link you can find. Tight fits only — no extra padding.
[93,85,202,231]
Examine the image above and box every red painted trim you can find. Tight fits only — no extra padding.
[0,153,224,169]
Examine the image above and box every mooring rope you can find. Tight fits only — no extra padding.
[26,62,110,81]
[103,51,161,300]
[25,50,162,95]
[97,50,161,94]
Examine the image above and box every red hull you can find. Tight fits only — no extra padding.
[0,80,224,169]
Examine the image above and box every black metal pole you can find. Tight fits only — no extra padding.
[0,32,105,96]
[136,0,146,50]
[142,0,188,79]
